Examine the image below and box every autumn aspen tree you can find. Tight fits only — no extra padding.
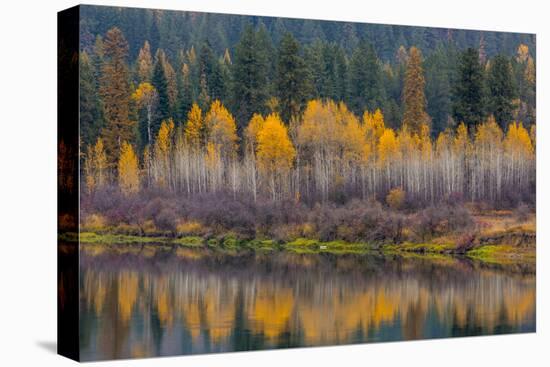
[245,113,265,201]
[257,114,296,200]
[154,119,175,189]
[85,137,108,193]
[205,100,239,196]
[379,128,399,190]
[185,103,204,150]
[118,141,140,195]
[132,82,158,146]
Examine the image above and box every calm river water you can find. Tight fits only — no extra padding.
[79,245,535,361]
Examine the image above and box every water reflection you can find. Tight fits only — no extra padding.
[79,246,535,361]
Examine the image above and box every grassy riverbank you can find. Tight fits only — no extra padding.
[60,205,536,265]
[60,222,535,265]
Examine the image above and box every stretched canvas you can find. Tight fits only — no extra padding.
[58,4,536,362]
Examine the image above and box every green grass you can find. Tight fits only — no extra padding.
[382,242,456,254]
[222,234,242,249]
[61,232,167,244]
[466,244,534,264]
[172,236,204,247]
[64,231,534,265]
[79,232,169,244]
[247,239,278,252]
[284,238,373,254]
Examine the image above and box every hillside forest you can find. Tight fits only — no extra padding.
[73,7,536,245]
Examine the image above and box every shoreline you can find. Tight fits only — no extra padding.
[60,229,535,265]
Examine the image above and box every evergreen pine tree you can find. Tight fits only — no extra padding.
[425,46,452,135]
[349,41,385,115]
[333,46,348,102]
[276,32,312,123]
[487,54,516,129]
[199,41,225,101]
[231,25,269,129]
[152,52,170,133]
[80,51,103,146]
[176,63,193,122]
[452,47,486,131]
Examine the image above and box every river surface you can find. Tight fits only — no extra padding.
[79,245,535,361]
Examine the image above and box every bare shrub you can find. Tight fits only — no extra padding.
[412,204,473,241]
[514,202,531,222]
[455,232,477,253]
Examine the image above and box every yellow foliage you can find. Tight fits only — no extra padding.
[117,271,138,322]
[435,129,452,157]
[184,103,203,149]
[84,149,96,193]
[419,123,432,160]
[84,137,108,192]
[118,141,140,195]
[131,82,156,104]
[378,128,399,165]
[205,100,239,158]
[155,119,175,158]
[176,220,204,235]
[205,141,220,170]
[516,44,530,63]
[82,214,107,230]
[397,126,416,160]
[298,99,366,165]
[475,116,504,151]
[505,122,534,157]
[386,187,406,209]
[362,109,386,165]
[364,108,385,139]
[453,122,470,155]
[94,138,107,174]
[154,278,173,326]
[245,113,265,153]
[257,113,296,174]
[252,288,294,340]
[339,102,365,163]
[297,99,327,148]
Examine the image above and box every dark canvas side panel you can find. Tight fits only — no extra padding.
[57,5,80,362]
